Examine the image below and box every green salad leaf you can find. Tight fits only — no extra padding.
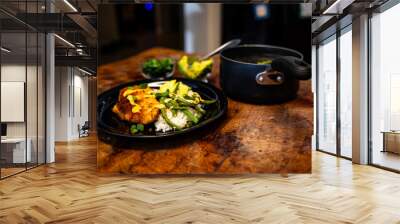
[142,58,174,78]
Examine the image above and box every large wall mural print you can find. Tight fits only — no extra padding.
[97,3,313,174]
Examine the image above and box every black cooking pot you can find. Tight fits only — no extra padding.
[219,44,311,104]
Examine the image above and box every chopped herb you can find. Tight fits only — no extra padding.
[137,124,144,132]
[160,108,181,130]
[138,83,148,89]
[142,58,174,78]
[130,124,145,135]
[201,99,216,104]
[155,90,169,98]
[130,124,138,135]
[195,105,206,114]
[182,109,199,124]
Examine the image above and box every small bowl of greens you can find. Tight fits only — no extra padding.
[141,58,175,80]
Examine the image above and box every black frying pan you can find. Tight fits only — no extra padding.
[97,78,227,147]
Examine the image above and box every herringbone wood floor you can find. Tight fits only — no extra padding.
[1,136,400,224]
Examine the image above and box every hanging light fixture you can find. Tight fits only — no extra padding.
[1,47,11,53]
[77,67,94,76]
[54,34,75,48]
[63,0,78,12]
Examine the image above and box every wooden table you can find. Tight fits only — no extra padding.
[97,48,313,174]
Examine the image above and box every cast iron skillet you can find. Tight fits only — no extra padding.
[97,78,228,147]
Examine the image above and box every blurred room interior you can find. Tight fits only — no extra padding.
[0,0,400,222]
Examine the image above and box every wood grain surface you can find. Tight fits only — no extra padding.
[97,48,312,174]
[2,137,400,223]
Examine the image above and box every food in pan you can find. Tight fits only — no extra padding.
[234,56,273,65]
[142,58,174,78]
[112,80,216,135]
[256,59,273,65]
[178,56,213,80]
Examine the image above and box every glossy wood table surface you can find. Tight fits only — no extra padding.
[97,48,312,174]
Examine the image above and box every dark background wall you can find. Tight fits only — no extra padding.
[98,4,183,65]
[222,4,311,63]
[98,4,311,65]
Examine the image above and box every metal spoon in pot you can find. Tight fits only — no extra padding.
[199,39,241,61]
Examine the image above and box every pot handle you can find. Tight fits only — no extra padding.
[256,70,285,85]
[271,56,311,80]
